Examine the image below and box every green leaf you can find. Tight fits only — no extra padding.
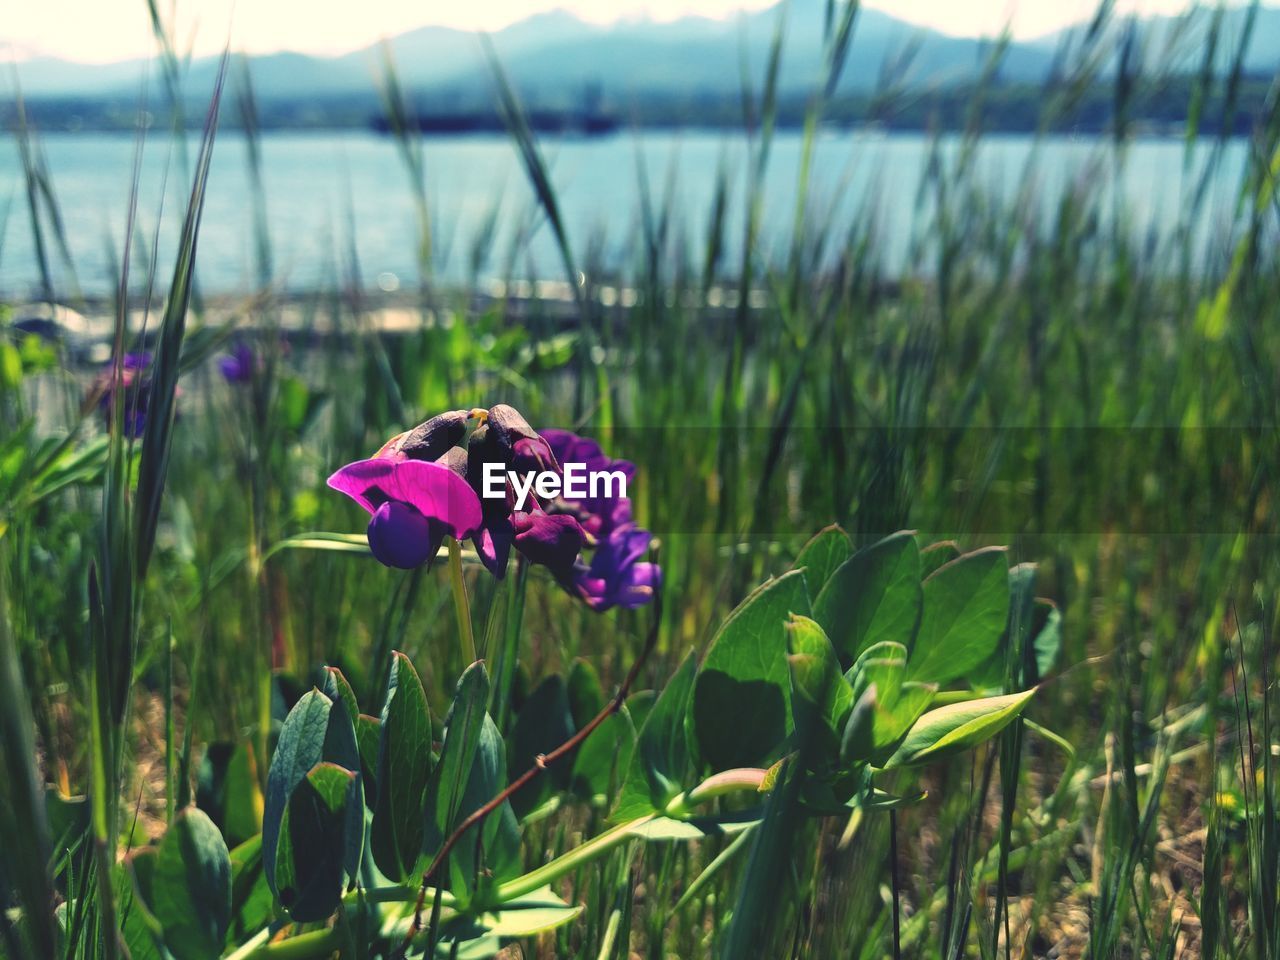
[881,688,1037,769]
[508,675,575,818]
[693,569,811,771]
[226,835,273,948]
[263,690,329,896]
[274,762,358,922]
[322,666,361,725]
[919,540,961,578]
[846,641,908,702]
[872,682,936,755]
[566,658,605,729]
[793,525,852,595]
[570,707,636,805]
[371,652,434,882]
[151,807,231,960]
[354,713,381,784]
[786,615,854,764]
[222,743,263,848]
[263,689,363,901]
[423,663,520,906]
[436,886,582,957]
[626,811,761,841]
[477,886,583,938]
[1032,599,1062,680]
[840,684,878,764]
[444,714,523,906]
[614,651,699,822]
[429,662,491,840]
[846,646,936,755]
[909,547,1010,685]
[812,531,921,664]
[969,562,1038,689]
[117,853,164,960]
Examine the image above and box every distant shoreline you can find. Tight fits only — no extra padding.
[4,73,1271,139]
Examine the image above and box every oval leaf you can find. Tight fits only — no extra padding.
[909,547,1010,685]
[274,762,357,922]
[693,569,811,771]
[813,531,922,664]
[793,525,853,595]
[151,808,231,960]
[371,652,434,882]
[881,688,1037,769]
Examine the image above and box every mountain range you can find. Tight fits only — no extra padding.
[7,1,1279,105]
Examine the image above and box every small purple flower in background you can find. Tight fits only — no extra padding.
[94,352,154,438]
[218,342,259,384]
[327,458,483,569]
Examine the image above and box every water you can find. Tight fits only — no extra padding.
[0,129,1249,299]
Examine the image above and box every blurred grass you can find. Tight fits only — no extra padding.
[1,0,1279,956]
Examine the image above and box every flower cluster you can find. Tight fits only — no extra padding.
[542,430,660,612]
[328,405,659,612]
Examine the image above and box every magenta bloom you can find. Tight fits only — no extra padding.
[571,523,661,612]
[327,458,483,569]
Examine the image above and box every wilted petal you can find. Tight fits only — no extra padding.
[513,512,584,579]
[512,435,559,474]
[435,445,469,479]
[373,431,410,461]
[398,409,471,462]
[366,501,441,569]
[486,404,541,450]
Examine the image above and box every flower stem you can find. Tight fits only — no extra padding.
[447,536,476,664]
[492,558,528,731]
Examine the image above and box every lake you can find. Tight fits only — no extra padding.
[0,129,1250,298]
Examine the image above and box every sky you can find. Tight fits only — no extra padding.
[4,0,1220,64]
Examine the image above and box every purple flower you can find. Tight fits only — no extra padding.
[570,523,662,612]
[218,342,258,383]
[512,511,584,581]
[540,429,635,540]
[337,408,659,610]
[539,428,659,611]
[327,458,483,569]
[94,352,154,438]
[121,352,151,371]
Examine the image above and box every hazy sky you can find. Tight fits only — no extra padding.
[6,0,1211,63]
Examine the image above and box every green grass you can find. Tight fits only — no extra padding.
[1,1,1279,957]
